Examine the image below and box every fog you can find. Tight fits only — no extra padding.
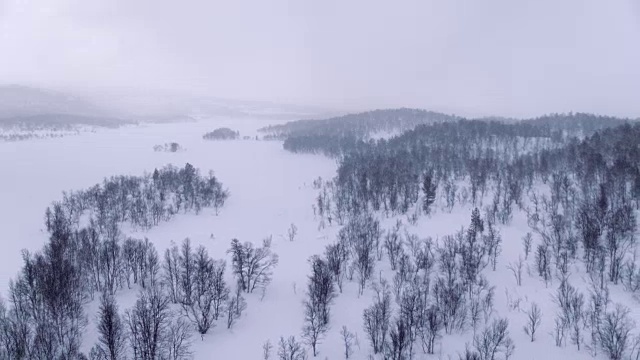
[1,0,639,118]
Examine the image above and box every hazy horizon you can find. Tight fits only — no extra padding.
[1,0,640,118]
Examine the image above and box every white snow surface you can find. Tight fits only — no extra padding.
[1,118,638,360]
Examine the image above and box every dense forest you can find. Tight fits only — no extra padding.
[277,111,636,159]
[274,110,640,360]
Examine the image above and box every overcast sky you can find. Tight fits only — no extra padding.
[1,0,639,117]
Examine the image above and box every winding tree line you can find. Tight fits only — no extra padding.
[0,164,285,359]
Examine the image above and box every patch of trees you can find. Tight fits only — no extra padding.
[0,164,237,358]
[0,225,275,359]
[50,163,229,231]
[294,116,640,359]
[311,190,637,359]
[154,142,184,152]
[341,210,506,359]
[202,127,240,140]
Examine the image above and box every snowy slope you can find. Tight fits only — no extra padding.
[1,119,638,360]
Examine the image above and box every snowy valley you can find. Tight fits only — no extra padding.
[1,111,639,360]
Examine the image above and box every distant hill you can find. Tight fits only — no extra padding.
[0,85,329,127]
[83,88,330,120]
[258,108,460,139]
[0,113,132,129]
[260,108,637,141]
[0,85,108,118]
[0,85,132,129]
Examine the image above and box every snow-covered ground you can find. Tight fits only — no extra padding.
[1,118,638,359]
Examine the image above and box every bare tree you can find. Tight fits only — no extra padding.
[325,241,349,293]
[340,214,379,295]
[435,234,467,334]
[181,246,228,335]
[165,316,193,360]
[302,256,335,356]
[226,285,246,329]
[459,345,481,360]
[553,316,567,347]
[504,337,515,360]
[385,318,410,360]
[139,238,161,290]
[507,257,523,286]
[302,300,328,357]
[384,220,404,271]
[483,220,502,271]
[422,172,437,215]
[473,318,513,360]
[125,287,172,360]
[288,223,298,242]
[605,204,637,284]
[163,243,181,303]
[228,238,279,293]
[362,281,391,354]
[340,326,355,359]
[535,244,551,285]
[522,233,533,260]
[568,289,585,350]
[469,292,482,334]
[523,302,542,342]
[554,279,585,350]
[0,299,11,360]
[100,231,123,295]
[398,278,427,357]
[93,292,127,360]
[420,305,443,354]
[586,281,610,357]
[599,304,633,360]
[277,336,307,360]
[263,340,273,360]
[178,238,195,305]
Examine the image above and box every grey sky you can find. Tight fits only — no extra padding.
[1,0,639,117]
